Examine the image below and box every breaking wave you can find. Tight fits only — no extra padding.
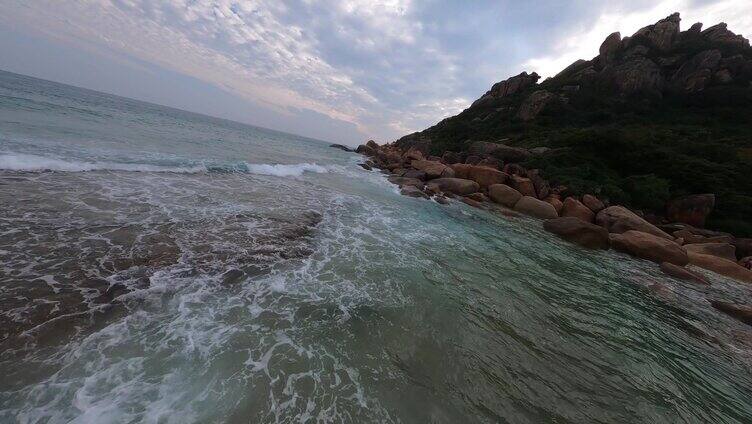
[0,153,331,177]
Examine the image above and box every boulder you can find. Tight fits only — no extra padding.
[514,196,559,219]
[358,163,372,171]
[672,50,722,92]
[702,23,750,47]
[673,229,706,245]
[488,184,523,208]
[366,140,379,149]
[543,217,610,249]
[465,192,488,203]
[561,197,595,223]
[517,90,556,121]
[451,164,507,189]
[544,196,564,214]
[387,176,424,189]
[710,301,752,325]
[659,262,710,285]
[688,252,752,283]
[356,144,376,156]
[526,169,550,199]
[462,197,484,208]
[599,32,622,62]
[665,194,715,228]
[610,230,689,265]
[403,149,424,161]
[411,160,453,179]
[403,169,426,180]
[596,206,672,239]
[477,157,501,169]
[632,12,681,51]
[472,71,540,106]
[612,56,664,94]
[509,175,537,197]
[582,194,605,213]
[683,243,737,261]
[426,178,480,196]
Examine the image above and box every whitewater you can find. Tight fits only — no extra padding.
[2,69,752,423]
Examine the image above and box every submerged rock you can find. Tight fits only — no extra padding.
[544,217,610,249]
[610,230,689,265]
[330,144,354,152]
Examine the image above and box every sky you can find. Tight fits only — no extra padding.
[0,1,750,145]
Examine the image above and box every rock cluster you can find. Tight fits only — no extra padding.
[347,139,752,291]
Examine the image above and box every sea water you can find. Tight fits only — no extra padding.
[1,69,752,423]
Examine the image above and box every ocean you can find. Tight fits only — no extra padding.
[1,69,751,423]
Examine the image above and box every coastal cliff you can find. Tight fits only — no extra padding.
[391,13,752,238]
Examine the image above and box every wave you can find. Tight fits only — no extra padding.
[244,162,329,177]
[0,153,332,177]
[0,153,207,173]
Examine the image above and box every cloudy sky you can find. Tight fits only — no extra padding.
[1,1,750,144]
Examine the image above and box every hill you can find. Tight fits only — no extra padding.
[393,13,752,236]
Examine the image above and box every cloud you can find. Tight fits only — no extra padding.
[0,0,749,144]
[523,0,752,78]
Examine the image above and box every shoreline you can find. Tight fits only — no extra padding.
[346,140,752,327]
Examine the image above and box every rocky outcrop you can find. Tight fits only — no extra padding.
[632,12,681,51]
[561,197,595,222]
[612,57,664,94]
[672,50,722,92]
[514,196,559,219]
[451,164,507,189]
[611,230,689,265]
[544,217,610,249]
[659,262,709,285]
[599,32,622,63]
[702,23,750,46]
[411,160,454,179]
[488,184,522,207]
[517,90,555,121]
[426,178,480,196]
[688,252,752,283]
[683,242,737,261]
[596,206,673,239]
[472,71,541,106]
[582,195,605,213]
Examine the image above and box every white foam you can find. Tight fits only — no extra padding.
[0,153,207,173]
[245,162,329,177]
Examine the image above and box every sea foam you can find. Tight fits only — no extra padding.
[244,162,329,177]
[0,153,206,173]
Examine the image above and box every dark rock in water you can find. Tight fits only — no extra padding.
[358,163,372,171]
[461,197,484,208]
[388,176,424,189]
[434,195,449,205]
[400,185,429,199]
[739,256,752,270]
[710,300,752,325]
[222,269,246,285]
[666,194,715,228]
[659,262,709,285]
[544,217,610,249]
[610,230,689,265]
[330,144,354,152]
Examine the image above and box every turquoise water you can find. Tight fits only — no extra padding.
[1,69,752,423]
